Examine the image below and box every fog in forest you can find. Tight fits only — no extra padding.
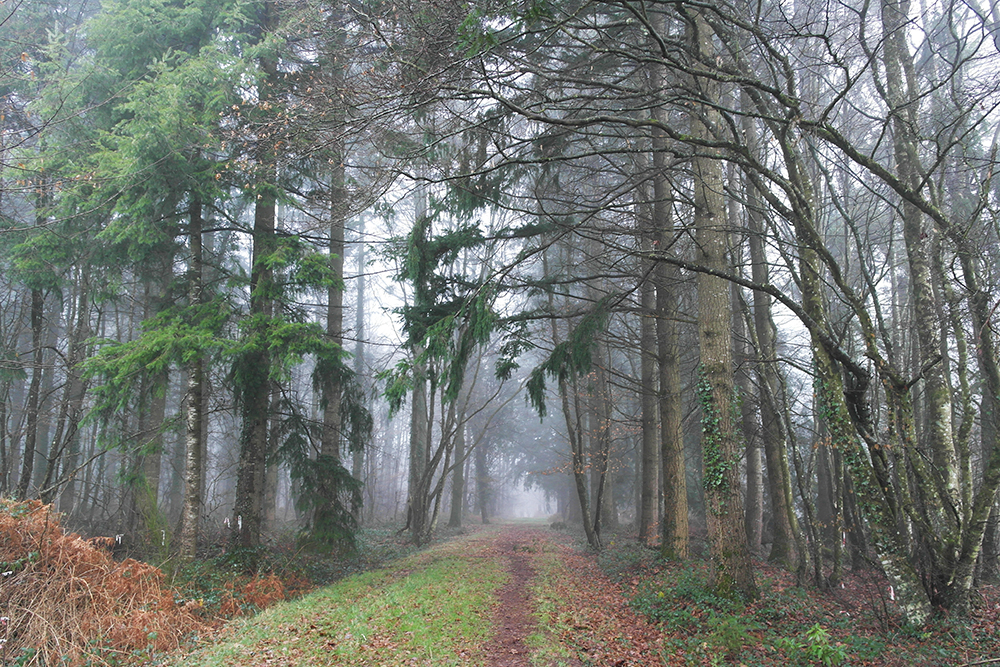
[2,0,1000,628]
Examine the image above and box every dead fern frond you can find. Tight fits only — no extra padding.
[0,499,209,666]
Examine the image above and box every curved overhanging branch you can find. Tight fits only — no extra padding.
[647,250,868,383]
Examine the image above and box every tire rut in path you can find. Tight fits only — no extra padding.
[483,528,539,667]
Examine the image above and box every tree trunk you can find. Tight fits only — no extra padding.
[314,161,347,540]
[448,422,465,528]
[639,262,659,544]
[16,288,45,499]
[882,0,959,548]
[475,439,489,525]
[589,346,614,535]
[30,312,58,496]
[44,271,91,508]
[406,179,434,545]
[734,290,763,553]
[232,1,278,549]
[745,166,799,568]
[322,170,346,461]
[136,373,167,539]
[179,198,205,559]
[653,133,688,562]
[120,249,170,541]
[352,217,367,520]
[689,10,757,600]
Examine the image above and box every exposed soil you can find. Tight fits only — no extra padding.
[482,528,539,666]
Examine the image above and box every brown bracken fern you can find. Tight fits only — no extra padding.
[0,499,207,666]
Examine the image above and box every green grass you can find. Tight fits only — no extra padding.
[525,547,577,666]
[174,535,506,667]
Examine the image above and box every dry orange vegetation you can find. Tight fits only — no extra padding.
[0,499,284,666]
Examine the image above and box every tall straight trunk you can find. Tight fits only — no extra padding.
[582,232,614,535]
[16,288,44,499]
[648,13,687,558]
[544,245,599,548]
[589,345,614,534]
[448,422,465,528]
[728,175,762,552]
[475,439,489,524]
[121,248,170,538]
[406,180,433,545]
[314,164,346,538]
[179,199,205,559]
[744,424,763,552]
[745,161,799,567]
[233,194,274,548]
[43,271,91,507]
[816,440,838,549]
[653,128,688,561]
[322,178,346,461]
[352,218,367,511]
[639,264,659,544]
[0,384,9,495]
[233,0,278,549]
[321,0,348,466]
[733,287,762,553]
[635,62,660,546]
[689,10,757,600]
[30,314,58,495]
[135,373,167,535]
[263,388,281,532]
[408,356,429,537]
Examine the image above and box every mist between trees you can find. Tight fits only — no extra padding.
[1,0,999,626]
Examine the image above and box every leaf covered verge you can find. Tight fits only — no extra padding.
[595,533,1000,666]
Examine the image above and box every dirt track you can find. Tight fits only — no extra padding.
[478,524,665,666]
[179,523,666,666]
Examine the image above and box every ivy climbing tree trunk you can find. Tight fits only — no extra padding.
[688,9,757,601]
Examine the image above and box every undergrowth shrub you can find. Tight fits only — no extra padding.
[706,613,759,659]
[0,499,207,666]
[776,623,847,666]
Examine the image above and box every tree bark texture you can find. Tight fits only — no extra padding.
[689,10,757,601]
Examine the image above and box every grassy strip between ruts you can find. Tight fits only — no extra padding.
[526,543,582,666]
[173,530,507,667]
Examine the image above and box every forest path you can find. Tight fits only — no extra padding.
[490,524,665,666]
[177,522,665,667]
